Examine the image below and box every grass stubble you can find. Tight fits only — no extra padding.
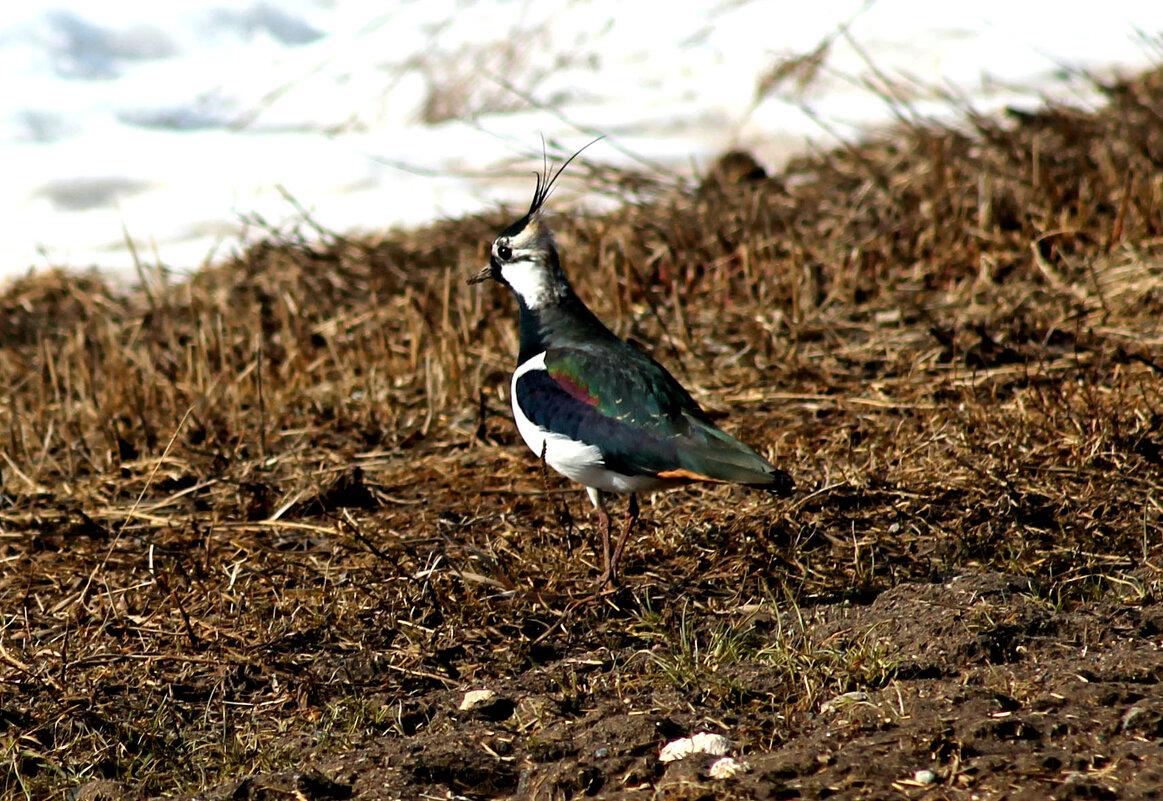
[1,66,1162,799]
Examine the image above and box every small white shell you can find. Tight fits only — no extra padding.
[458,689,498,711]
[708,757,750,779]
[913,769,937,785]
[658,732,732,763]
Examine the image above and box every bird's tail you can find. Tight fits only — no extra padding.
[678,418,795,497]
[743,467,795,497]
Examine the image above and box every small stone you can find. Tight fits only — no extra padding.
[705,150,768,187]
[1120,704,1154,731]
[594,747,609,758]
[914,769,937,785]
[67,780,144,801]
[820,691,871,714]
[456,688,515,721]
[708,757,750,780]
[659,732,732,763]
[458,689,498,711]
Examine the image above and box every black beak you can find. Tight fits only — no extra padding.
[467,259,498,285]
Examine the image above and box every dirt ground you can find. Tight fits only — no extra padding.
[3,68,1163,800]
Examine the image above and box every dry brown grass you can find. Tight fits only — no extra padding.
[2,68,1163,799]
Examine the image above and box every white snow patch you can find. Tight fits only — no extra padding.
[2,1,1161,285]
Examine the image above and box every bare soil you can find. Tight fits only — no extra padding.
[3,68,1163,800]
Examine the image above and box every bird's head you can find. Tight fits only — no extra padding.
[468,142,597,308]
[467,206,559,307]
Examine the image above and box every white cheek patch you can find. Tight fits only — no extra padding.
[501,258,552,308]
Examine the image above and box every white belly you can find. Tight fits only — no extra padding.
[511,353,667,495]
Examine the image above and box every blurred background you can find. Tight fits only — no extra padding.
[2,0,1160,283]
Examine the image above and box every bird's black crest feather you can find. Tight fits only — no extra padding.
[526,137,603,217]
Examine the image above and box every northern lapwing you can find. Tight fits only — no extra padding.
[468,152,794,586]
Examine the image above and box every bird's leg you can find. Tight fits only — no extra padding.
[608,493,639,583]
[587,487,615,587]
[542,440,573,544]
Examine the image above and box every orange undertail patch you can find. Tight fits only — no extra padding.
[654,468,724,483]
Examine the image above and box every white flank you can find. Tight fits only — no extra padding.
[511,353,666,495]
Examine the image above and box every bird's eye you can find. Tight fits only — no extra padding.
[497,244,513,261]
